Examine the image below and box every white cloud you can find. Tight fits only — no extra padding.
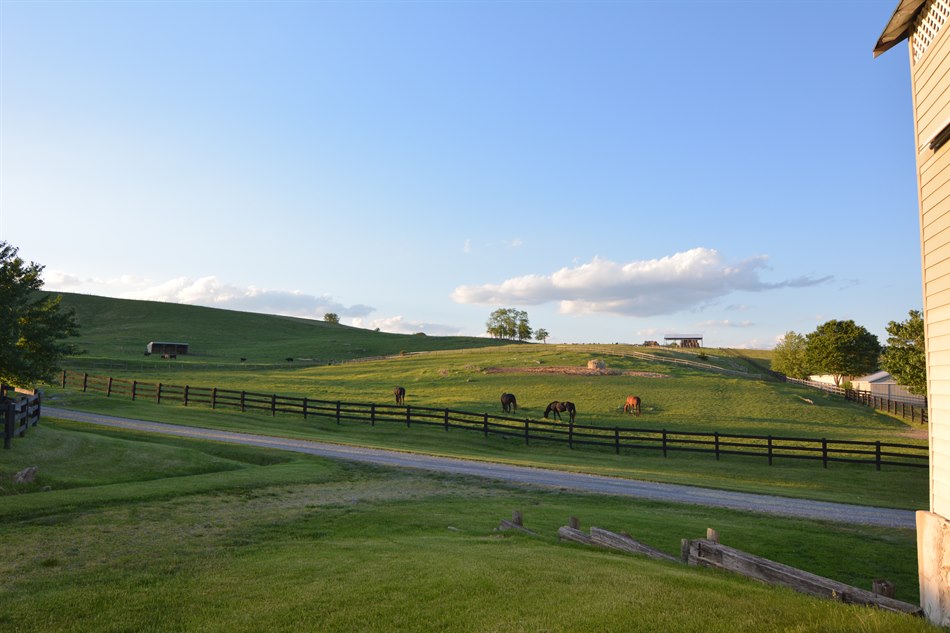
[451,248,831,317]
[45,272,373,320]
[350,315,462,336]
[696,319,754,328]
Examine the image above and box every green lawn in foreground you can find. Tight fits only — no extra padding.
[0,419,936,632]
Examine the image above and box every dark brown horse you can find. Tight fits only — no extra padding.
[501,393,517,413]
[544,400,576,423]
[624,395,641,416]
[394,386,406,405]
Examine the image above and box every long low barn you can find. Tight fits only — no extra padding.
[147,341,189,355]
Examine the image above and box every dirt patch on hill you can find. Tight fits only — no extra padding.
[484,366,670,378]
[901,427,928,440]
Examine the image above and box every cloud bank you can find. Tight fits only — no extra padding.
[451,248,830,317]
[44,272,374,320]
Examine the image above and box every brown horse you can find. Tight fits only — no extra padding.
[394,386,406,404]
[501,393,517,413]
[624,395,641,416]
[544,401,576,423]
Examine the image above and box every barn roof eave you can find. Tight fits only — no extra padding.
[874,0,927,57]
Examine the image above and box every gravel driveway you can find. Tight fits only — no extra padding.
[45,406,917,529]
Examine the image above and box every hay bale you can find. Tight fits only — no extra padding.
[587,359,606,370]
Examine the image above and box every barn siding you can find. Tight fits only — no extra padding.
[912,11,950,518]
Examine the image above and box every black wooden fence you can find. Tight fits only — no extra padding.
[3,386,41,449]
[59,370,928,471]
[785,377,928,424]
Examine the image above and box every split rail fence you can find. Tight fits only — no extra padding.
[3,385,41,449]
[60,370,927,471]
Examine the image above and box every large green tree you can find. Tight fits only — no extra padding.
[0,242,79,387]
[804,319,881,387]
[486,308,532,341]
[880,309,927,396]
[771,331,810,379]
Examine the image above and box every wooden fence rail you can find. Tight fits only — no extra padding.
[59,370,928,471]
[2,385,41,449]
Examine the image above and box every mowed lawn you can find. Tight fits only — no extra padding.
[0,420,938,633]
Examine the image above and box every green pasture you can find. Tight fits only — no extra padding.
[48,336,928,510]
[54,291,512,366]
[0,419,936,632]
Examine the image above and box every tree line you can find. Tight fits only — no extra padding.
[771,311,926,396]
[485,308,548,343]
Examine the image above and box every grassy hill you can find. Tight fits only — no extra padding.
[53,291,514,365]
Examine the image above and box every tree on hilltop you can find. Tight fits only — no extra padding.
[323,312,340,324]
[0,241,79,387]
[486,308,532,341]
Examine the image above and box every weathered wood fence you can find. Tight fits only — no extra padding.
[59,370,928,471]
[552,514,922,616]
[3,386,41,449]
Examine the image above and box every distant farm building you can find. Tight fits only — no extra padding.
[664,334,703,348]
[146,342,189,355]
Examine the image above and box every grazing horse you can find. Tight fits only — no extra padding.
[624,395,642,416]
[394,386,406,405]
[501,393,518,413]
[544,401,576,423]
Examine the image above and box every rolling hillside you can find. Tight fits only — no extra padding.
[53,292,514,364]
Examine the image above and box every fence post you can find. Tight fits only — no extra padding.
[240,391,246,412]
[61,370,67,388]
[370,404,376,427]
[524,419,529,445]
[714,432,720,461]
[768,435,773,466]
[876,441,882,471]
[213,388,218,410]
[444,409,449,431]
[822,439,828,468]
[184,385,190,407]
[82,373,88,393]
[336,401,341,424]
[106,377,113,397]
[614,427,620,455]
[406,406,411,428]
[302,397,307,419]
[483,413,488,438]
[132,380,137,401]
[157,383,162,404]
[662,430,668,457]
[569,423,574,449]
[4,400,13,449]
[271,394,277,417]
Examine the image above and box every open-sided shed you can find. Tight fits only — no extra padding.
[146,342,189,355]
[663,334,703,348]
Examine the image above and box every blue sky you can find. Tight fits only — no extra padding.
[0,0,921,348]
